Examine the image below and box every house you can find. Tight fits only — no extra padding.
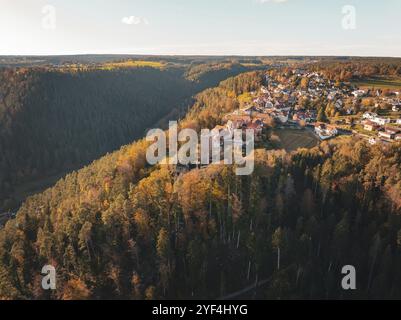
[273,104,291,112]
[314,122,338,140]
[378,131,395,140]
[392,105,400,112]
[371,116,391,126]
[253,113,273,124]
[241,105,258,116]
[381,127,401,139]
[276,111,289,124]
[363,120,380,132]
[327,124,338,136]
[335,100,343,109]
[293,111,315,123]
[368,137,378,145]
[327,92,337,101]
[224,114,252,123]
[384,127,401,135]
[362,112,378,120]
[352,90,366,98]
[397,119,401,125]
[395,133,401,140]
[292,112,305,122]
[345,118,353,125]
[346,108,353,115]
[265,101,274,109]
[377,127,399,140]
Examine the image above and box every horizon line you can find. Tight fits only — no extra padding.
[1,53,401,59]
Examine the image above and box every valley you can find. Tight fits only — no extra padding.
[0,56,400,300]
[0,58,267,213]
[2,0,401,305]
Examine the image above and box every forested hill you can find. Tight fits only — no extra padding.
[0,62,262,211]
[0,71,400,300]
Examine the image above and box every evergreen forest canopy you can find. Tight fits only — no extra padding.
[0,59,264,211]
[0,67,400,300]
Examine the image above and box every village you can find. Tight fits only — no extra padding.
[361,111,401,145]
[210,69,401,147]
[2,69,401,228]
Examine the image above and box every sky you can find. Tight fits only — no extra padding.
[1,0,401,57]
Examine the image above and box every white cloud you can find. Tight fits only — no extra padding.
[121,16,149,25]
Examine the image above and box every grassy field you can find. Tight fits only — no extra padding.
[57,60,167,72]
[274,128,319,152]
[101,60,166,70]
[240,63,265,67]
[353,124,376,137]
[352,77,401,90]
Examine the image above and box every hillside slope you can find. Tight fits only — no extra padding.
[0,62,263,210]
[0,72,400,299]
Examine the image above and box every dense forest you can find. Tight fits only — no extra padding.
[0,71,400,300]
[307,58,401,81]
[184,61,262,83]
[0,61,262,211]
